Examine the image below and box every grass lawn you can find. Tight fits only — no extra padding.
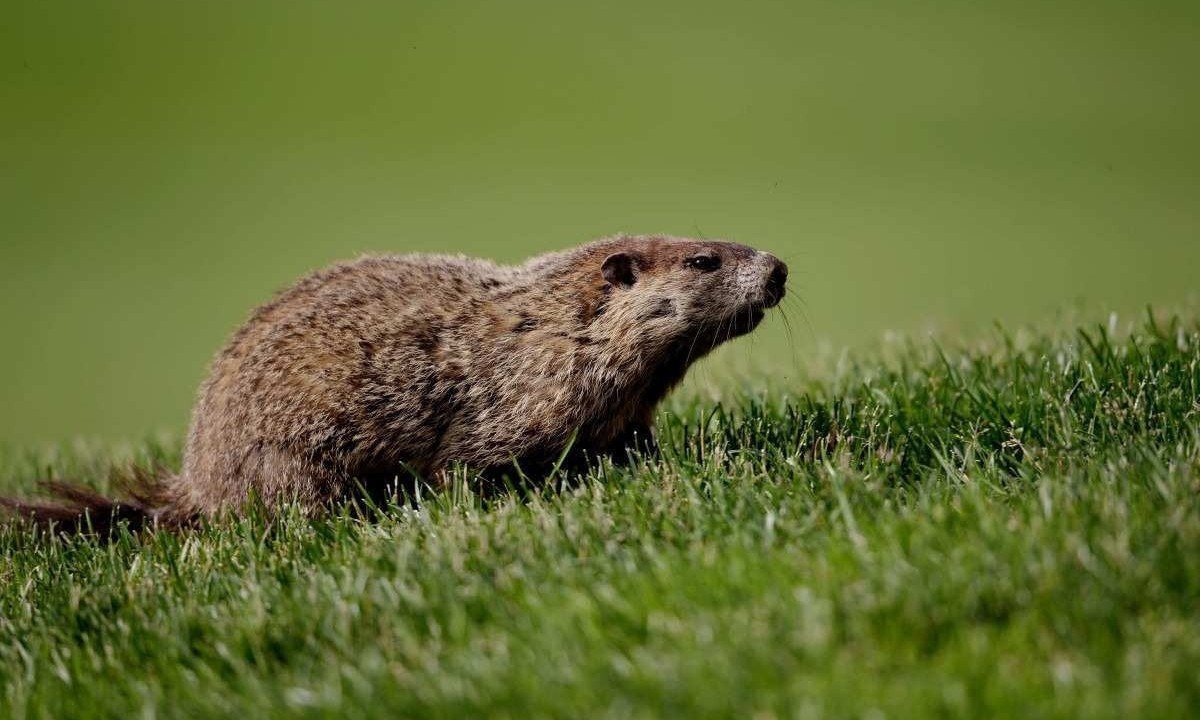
[2,311,1198,718]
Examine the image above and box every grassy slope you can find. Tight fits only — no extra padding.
[1,313,1198,719]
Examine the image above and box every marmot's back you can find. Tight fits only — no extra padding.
[180,254,506,513]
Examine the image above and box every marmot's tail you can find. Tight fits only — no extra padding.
[0,466,187,536]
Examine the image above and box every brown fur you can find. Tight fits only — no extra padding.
[2,234,786,533]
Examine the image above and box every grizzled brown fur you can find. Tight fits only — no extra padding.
[2,234,787,532]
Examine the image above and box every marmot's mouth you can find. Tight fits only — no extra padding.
[726,306,766,337]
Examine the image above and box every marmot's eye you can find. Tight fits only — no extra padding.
[684,255,721,272]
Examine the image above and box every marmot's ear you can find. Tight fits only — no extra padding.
[602,252,641,287]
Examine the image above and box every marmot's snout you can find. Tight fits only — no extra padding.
[725,251,787,337]
[762,254,788,308]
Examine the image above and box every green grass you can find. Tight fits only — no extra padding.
[2,312,1198,718]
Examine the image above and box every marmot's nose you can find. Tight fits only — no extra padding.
[763,254,788,307]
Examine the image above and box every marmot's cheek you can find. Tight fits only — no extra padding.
[646,298,676,320]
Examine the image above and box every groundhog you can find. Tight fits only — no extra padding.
[2,234,787,532]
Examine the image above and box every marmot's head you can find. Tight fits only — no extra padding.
[589,235,787,359]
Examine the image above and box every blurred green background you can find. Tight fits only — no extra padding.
[2,0,1198,444]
